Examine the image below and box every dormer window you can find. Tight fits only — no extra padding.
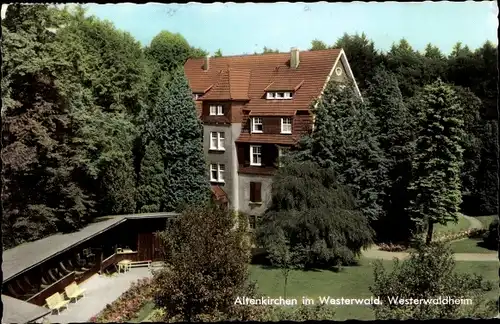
[209,105,224,116]
[251,117,263,133]
[266,91,293,100]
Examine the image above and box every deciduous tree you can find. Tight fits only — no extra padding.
[258,160,373,269]
[370,242,496,319]
[153,205,255,321]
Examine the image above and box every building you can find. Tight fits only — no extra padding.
[184,48,361,227]
[1,213,178,323]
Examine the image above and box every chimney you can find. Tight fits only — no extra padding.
[290,47,300,69]
[203,55,210,71]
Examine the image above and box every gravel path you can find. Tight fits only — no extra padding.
[362,246,498,262]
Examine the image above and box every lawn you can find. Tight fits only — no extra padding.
[474,215,497,228]
[248,258,499,321]
[134,258,498,322]
[434,214,471,235]
[449,237,497,254]
[131,301,155,323]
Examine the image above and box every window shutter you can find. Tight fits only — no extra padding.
[244,145,250,167]
[255,182,262,202]
[250,182,255,202]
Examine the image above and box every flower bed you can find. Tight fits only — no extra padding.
[90,278,154,323]
[434,228,487,242]
[378,242,408,252]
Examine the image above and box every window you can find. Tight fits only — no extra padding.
[250,145,262,166]
[248,215,257,229]
[250,182,262,203]
[281,117,292,134]
[209,105,224,116]
[218,132,225,149]
[209,132,225,150]
[210,163,225,183]
[210,164,218,181]
[266,91,293,100]
[251,117,263,133]
[193,93,200,100]
[219,164,225,182]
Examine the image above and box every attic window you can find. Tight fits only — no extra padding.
[209,105,224,116]
[266,92,293,100]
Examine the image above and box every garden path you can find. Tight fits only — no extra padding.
[362,215,497,262]
[361,246,498,261]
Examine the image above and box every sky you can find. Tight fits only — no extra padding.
[2,2,498,56]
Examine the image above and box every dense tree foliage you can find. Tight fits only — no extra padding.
[2,4,497,254]
[482,217,498,250]
[144,30,207,73]
[365,67,415,242]
[407,80,465,244]
[301,80,387,222]
[155,68,210,211]
[370,242,496,319]
[2,5,92,245]
[257,160,373,268]
[136,141,165,212]
[1,4,210,248]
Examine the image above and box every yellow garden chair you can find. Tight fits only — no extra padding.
[64,282,87,303]
[45,292,70,314]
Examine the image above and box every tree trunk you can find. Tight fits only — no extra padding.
[284,274,288,299]
[426,221,434,244]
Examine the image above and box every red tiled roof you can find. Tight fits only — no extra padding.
[235,133,299,145]
[211,185,228,202]
[201,68,251,100]
[264,79,304,92]
[184,49,342,111]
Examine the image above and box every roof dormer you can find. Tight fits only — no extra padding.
[266,91,293,100]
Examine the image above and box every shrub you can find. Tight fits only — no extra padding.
[370,242,496,319]
[91,278,153,322]
[482,217,498,250]
[152,204,256,321]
